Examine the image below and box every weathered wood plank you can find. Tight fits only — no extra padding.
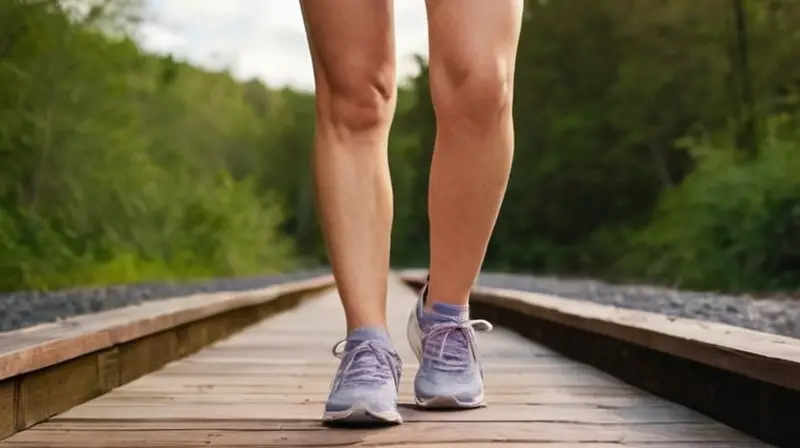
[85,388,669,407]
[0,275,335,380]
[2,275,764,447]
[2,421,757,446]
[400,270,800,389]
[55,402,712,424]
[400,271,798,447]
[0,380,15,438]
[0,275,335,441]
[15,352,103,432]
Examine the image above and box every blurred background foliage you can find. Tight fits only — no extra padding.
[1,0,799,294]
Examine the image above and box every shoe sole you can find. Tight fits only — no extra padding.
[322,402,402,426]
[406,300,486,409]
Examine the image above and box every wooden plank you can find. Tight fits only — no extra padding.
[57,388,666,407]
[401,270,800,389]
[398,271,799,447]
[1,421,755,447]
[0,275,335,442]
[90,387,668,407]
[0,380,15,439]
[113,373,615,388]
[158,359,574,371]
[55,401,711,423]
[0,275,335,380]
[2,275,764,447]
[15,351,103,432]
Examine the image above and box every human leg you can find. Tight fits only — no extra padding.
[425,0,523,310]
[299,0,401,424]
[407,0,523,409]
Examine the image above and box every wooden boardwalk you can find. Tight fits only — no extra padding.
[2,277,768,447]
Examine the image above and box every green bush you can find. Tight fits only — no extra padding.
[613,123,800,292]
[0,2,300,292]
[0,175,296,292]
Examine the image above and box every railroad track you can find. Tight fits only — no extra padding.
[0,270,797,447]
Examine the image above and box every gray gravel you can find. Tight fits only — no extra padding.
[0,269,329,333]
[3,268,798,340]
[477,272,800,340]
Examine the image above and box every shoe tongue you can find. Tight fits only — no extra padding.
[344,327,392,352]
[339,330,395,387]
[421,304,473,366]
[429,302,469,322]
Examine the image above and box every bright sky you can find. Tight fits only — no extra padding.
[137,0,430,91]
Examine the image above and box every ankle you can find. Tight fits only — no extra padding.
[346,316,387,334]
[424,281,470,312]
[424,301,468,314]
[344,326,393,351]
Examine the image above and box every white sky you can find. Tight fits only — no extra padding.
[137,0,430,91]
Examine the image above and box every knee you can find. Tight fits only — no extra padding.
[320,61,396,135]
[430,59,511,124]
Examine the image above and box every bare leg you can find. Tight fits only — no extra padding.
[404,0,523,410]
[425,0,523,309]
[301,0,404,426]
[300,0,396,332]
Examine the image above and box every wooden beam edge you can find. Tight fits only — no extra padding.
[0,274,335,381]
[397,270,800,390]
[398,270,800,446]
[0,274,335,441]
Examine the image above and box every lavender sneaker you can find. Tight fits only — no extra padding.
[322,328,403,425]
[406,279,493,408]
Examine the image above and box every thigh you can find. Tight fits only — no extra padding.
[424,0,523,94]
[300,0,396,97]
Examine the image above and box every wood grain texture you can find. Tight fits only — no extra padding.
[0,275,335,381]
[399,271,797,447]
[3,275,764,447]
[0,275,334,441]
[399,269,800,389]
[0,380,15,438]
[1,422,763,447]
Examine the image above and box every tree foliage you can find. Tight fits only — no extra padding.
[2,0,799,293]
[0,0,296,291]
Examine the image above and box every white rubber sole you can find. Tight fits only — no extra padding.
[322,402,402,426]
[406,300,486,409]
[415,394,485,409]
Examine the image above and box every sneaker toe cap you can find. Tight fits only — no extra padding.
[414,371,482,401]
[326,386,398,413]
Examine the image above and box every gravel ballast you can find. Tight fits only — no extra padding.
[0,269,328,333]
[477,272,800,340]
[2,269,798,340]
